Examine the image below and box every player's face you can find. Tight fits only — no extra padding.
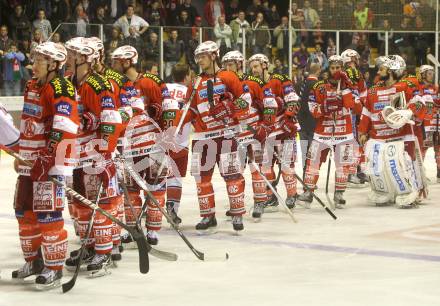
[196,53,212,71]
[378,66,389,80]
[65,50,78,74]
[329,63,342,76]
[224,61,237,72]
[111,59,124,73]
[32,54,49,79]
[425,70,434,83]
[250,61,263,78]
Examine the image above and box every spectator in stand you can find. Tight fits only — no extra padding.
[273,58,288,75]
[357,35,370,71]
[144,60,159,75]
[246,0,264,24]
[377,19,394,55]
[303,1,319,30]
[353,0,374,30]
[91,5,113,39]
[114,5,149,38]
[310,20,325,47]
[291,2,307,44]
[1,42,25,96]
[177,0,200,25]
[123,26,143,61]
[204,0,225,27]
[30,29,43,55]
[164,29,184,80]
[105,27,124,65]
[214,15,233,58]
[177,10,193,47]
[8,5,31,43]
[52,32,62,44]
[19,38,33,82]
[78,0,93,18]
[267,4,280,29]
[230,10,251,52]
[322,0,342,30]
[293,42,309,69]
[69,4,89,37]
[145,0,166,32]
[144,31,160,63]
[308,43,328,70]
[33,9,52,41]
[26,0,52,22]
[251,12,271,58]
[326,37,336,58]
[341,0,355,29]
[416,0,435,29]
[50,0,70,30]
[224,0,240,24]
[274,16,296,64]
[292,66,305,92]
[186,27,200,72]
[375,0,402,28]
[108,0,127,20]
[0,26,13,57]
[403,0,417,22]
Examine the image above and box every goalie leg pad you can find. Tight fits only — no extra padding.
[37,212,67,271]
[16,210,41,262]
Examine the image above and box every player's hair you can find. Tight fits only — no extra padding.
[144,60,158,72]
[172,63,190,83]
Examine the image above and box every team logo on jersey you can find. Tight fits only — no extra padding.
[161,87,171,98]
[55,101,72,116]
[163,111,176,120]
[374,102,387,111]
[283,85,294,94]
[23,102,42,118]
[228,185,238,194]
[242,84,250,93]
[263,88,274,97]
[23,118,36,137]
[120,94,129,106]
[101,96,115,109]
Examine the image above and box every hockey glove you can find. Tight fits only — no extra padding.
[253,124,271,144]
[81,111,100,132]
[30,151,55,181]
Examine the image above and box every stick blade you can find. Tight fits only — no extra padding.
[131,228,150,274]
[61,276,77,293]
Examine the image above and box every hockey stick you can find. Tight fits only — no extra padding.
[62,182,103,293]
[427,54,440,67]
[206,79,297,224]
[325,150,335,211]
[124,160,229,261]
[1,146,176,269]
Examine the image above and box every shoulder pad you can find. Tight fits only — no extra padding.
[283,74,292,81]
[401,79,416,88]
[312,80,325,90]
[86,73,112,94]
[143,73,164,85]
[49,76,75,99]
[246,75,264,87]
[104,68,126,87]
[271,73,285,82]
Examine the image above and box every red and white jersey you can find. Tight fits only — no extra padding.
[164,82,190,149]
[359,83,415,141]
[185,70,248,140]
[309,80,355,145]
[420,83,439,133]
[0,102,19,150]
[19,77,79,176]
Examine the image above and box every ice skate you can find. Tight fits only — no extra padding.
[11,258,44,283]
[195,216,217,235]
[166,201,182,226]
[251,201,265,222]
[396,192,419,209]
[87,253,112,277]
[285,195,297,209]
[297,190,313,208]
[111,244,122,264]
[334,191,346,209]
[121,231,137,249]
[225,210,232,221]
[348,174,367,188]
[232,215,244,234]
[146,230,159,245]
[357,171,369,184]
[35,267,62,291]
[65,247,95,271]
[263,194,279,213]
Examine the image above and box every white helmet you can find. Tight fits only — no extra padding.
[33,41,67,69]
[248,53,269,66]
[111,45,138,65]
[194,41,219,57]
[87,37,104,60]
[375,56,389,68]
[221,50,244,64]
[65,37,97,63]
[328,55,343,65]
[419,64,434,75]
[341,49,360,65]
[384,55,406,77]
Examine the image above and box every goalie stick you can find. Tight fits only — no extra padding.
[62,182,104,293]
[1,146,177,271]
[123,160,229,261]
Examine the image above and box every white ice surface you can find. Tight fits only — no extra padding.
[0,148,439,306]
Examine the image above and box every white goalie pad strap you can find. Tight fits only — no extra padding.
[382,106,414,129]
[382,141,415,195]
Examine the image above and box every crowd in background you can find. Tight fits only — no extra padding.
[0,0,438,95]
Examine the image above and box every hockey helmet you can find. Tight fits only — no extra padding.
[111,45,139,65]
[65,37,97,63]
[33,42,67,69]
[194,41,219,58]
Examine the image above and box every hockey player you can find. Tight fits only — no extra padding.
[358,55,424,208]
[0,102,19,151]
[341,48,368,186]
[12,42,79,288]
[64,37,123,274]
[183,41,249,232]
[221,51,279,220]
[111,45,170,245]
[162,63,192,225]
[248,53,301,211]
[297,55,360,208]
[418,65,440,180]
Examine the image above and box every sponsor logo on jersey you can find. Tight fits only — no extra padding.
[242,84,250,93]
[55,101,72,116]
[163,111,176,120]
[264,88,274,97]
[198,84,226,99]
[23,102,42,118]
[101,96,115,109]
[283,85,294,94]
[389,159,406,191]
[101,124,116,134]
[374,102,388,111]
[161,87,171,98]
[23,118,36,137]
